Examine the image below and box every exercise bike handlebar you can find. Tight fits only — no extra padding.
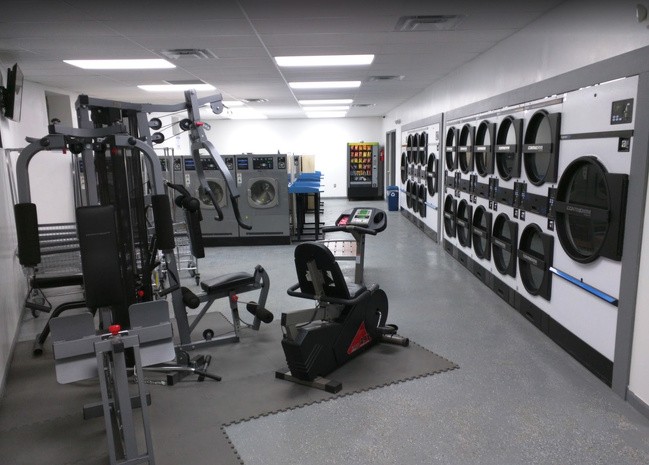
[286,282,379,305]
[321,225,378,236]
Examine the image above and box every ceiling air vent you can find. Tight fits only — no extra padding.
[395,15,465,32]
[367,75,405,82]
[352,103,376,108]
[242,98,269,103]
[160,48,218,59]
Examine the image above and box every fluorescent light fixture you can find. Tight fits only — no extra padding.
[301,106,350,111]
[299,99,354,105]
[306,111,347,118]
[223,100,245,107]
[276,54,374,67]
[289,81,361,90]
[138,83,216,92]
[64,59,175,69]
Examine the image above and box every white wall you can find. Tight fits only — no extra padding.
[0,72,77,395]
[165,117,383,198]
[382,0,649,134]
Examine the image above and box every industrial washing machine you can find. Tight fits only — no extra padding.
[235,153,290,244]
[183,155,239,243]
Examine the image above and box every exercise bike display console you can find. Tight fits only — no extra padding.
[320,207,387,284]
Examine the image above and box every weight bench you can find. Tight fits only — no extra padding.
[175,264,274,351]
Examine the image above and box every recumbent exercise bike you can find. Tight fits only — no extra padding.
[276,237,409,393]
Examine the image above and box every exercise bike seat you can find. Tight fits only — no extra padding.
[200,272,255,294]
[293,242,367,302]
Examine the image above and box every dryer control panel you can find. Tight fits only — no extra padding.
[252,156,274,170]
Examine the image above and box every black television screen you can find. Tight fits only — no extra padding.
[4,64,23,122]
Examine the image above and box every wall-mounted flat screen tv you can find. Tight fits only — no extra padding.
[4,63,24,122]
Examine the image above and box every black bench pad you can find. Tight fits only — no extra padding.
[33,274,84,289]
[201,272,255,294]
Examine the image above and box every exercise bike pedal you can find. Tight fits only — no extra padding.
[376,324,398,335]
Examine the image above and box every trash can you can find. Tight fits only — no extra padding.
[387,185,399,211]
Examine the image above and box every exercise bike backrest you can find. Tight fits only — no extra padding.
[287,242,374,305]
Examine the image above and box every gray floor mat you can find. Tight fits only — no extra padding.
[0,312,457,465]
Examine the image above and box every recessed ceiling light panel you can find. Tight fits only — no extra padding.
[306,111,347,118]
[289,81,361,89]
[299,99,354,105]
[64,59,175,69]
[138,83,216,92]
[276,54,374,67]
[301,106,350,111]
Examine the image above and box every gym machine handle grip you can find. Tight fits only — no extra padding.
[203,187,224,221]
[321,225,378,236]
[286,282,378,305]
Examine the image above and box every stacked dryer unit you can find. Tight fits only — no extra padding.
[399,123,441,241]
[235,153,290,245]
[441,76,636,385]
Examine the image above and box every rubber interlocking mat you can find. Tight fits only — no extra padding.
[0,312,457,465]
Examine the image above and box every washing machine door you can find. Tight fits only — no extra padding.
[554,156,628,263]
[406,180,413,209]
[247,177,279,209]
[198,179,226,209]
[518,223,554,300]
[418,184,427,218]
[472,206,492,261]
[491,213,518,277]
[410,182,420,214]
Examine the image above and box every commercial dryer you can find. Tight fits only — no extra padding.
[235,154,290,244]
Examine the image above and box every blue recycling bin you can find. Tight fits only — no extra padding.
[387,185,399,211]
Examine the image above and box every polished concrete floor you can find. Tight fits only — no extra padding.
[15,198,649,464]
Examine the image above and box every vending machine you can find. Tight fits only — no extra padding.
[347,142,384,200]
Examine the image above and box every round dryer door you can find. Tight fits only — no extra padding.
[247,178,278,209]
[523,110,561,185]
[418,183,427,218]
[445,127,458,171]
[458,124,474,174]
[406,180,413,209]
[410,182,420,213]
[492,213,518,277]
[443,194,457,237]
[456,199,472,248]
[518,224,554,300]
[198,179,226,209]
[472,206,492,261]
[419,131,428,165]
[407,134,414,163]
[475,120,495,177]
[426,154,438,195]
[496,116,522,180]
[400,152,408,183]
[554,156,628,263]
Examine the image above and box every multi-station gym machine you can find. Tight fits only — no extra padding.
[13,89,272,464]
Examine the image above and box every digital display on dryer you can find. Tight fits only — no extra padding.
[237,157,249,170]
[252,157,274,170]
[184,158,196,170]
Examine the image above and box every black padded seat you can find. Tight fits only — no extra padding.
[201,272,255,294]
[294,242,367,301]
[33,273,84,289]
